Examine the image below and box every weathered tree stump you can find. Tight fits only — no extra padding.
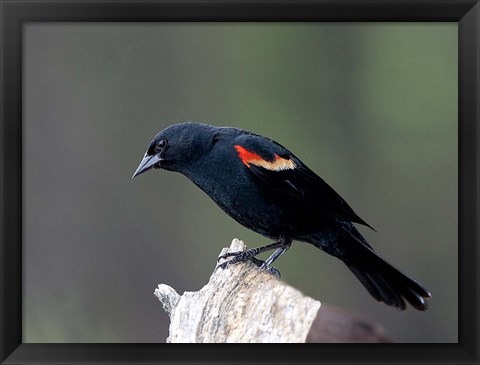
[154,239,390,343]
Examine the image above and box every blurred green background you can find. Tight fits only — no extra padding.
[24,23,457,343]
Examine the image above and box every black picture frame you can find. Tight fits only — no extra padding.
[1,1,478,364]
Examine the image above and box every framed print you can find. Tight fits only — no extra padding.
[1,0,478,364]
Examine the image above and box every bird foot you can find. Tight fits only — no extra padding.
[217,249,254,268]
[217,251,281,279]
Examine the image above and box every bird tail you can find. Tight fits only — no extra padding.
[344,242,431,311]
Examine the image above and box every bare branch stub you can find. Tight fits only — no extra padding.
[155,238,320,343]
[154,238,390,343]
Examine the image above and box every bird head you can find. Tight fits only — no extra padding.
[132,122,218,178]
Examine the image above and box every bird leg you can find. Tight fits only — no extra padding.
[261,243,291,269]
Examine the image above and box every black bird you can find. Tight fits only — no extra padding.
[133,122,431,311]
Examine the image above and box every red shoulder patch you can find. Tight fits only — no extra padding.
[234,145,296,171]
[234,145,262,167]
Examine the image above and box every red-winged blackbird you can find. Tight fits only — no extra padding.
[133,122,431,311]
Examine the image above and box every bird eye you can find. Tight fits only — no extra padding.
[155,139,167,153]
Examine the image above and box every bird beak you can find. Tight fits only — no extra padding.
[132,153,162,179]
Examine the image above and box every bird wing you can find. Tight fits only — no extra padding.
[233,135,373,229]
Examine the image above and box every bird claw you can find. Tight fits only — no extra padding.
[260,262,281,279]
[217,247,258,264]
[216,258,238,271]
[216,251,251,269]
[217,250,243,262]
